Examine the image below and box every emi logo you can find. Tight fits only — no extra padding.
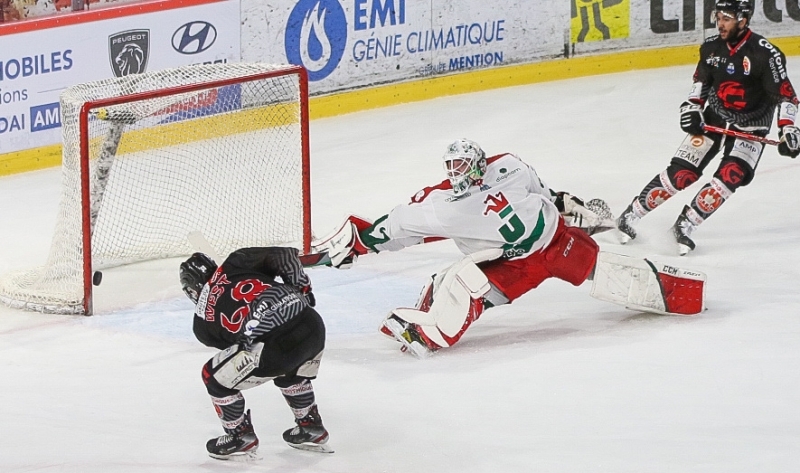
[109,29,150,77]
[172,21,217,55]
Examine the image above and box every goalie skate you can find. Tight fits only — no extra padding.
[381,313,440,359]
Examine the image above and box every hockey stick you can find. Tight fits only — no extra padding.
[702,124,781,146]
[187,231,221,262]
[188,230,334,268]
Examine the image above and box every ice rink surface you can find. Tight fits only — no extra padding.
[2,64,800,472]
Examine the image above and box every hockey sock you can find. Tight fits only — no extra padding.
[279,379,316,420]
[210,393,247,434]
[634,170,681,215]
[689,177,732,221]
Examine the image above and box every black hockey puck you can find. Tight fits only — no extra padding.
[92,271,103,286]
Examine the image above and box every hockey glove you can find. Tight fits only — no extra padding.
[311,215,374,269]
[553,191,584,214]
[300,284,316,307]
[679,101,704,136]
[778,125,800,158]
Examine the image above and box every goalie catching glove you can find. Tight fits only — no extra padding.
[553,192,616,236]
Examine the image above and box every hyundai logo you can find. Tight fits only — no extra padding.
[172,21,217,55]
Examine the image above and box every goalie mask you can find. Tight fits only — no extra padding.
[442,139,487,196]
[179,252,217,304]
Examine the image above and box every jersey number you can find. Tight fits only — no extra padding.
[220,279,270,333]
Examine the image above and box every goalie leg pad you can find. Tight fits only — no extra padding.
[382,250,500,351]
[590,252,706,315]
[426,252,493,337]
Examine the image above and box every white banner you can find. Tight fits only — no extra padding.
[240,0,800,95]
[0,1,240,154]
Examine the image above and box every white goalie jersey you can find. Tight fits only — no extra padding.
[368,153,563,259]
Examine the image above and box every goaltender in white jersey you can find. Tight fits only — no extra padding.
[375,151,562,258]
[314,139,707,358]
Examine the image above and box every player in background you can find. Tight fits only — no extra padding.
[179,247,332,460]
[615,0,799,255]
[312,139,619,358]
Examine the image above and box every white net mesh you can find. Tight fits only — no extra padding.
[0,63,308,314]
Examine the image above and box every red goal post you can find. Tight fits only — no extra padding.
[0,63,311,315]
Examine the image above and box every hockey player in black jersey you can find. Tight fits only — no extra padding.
[616,0,799,255]
[179,247,332,460]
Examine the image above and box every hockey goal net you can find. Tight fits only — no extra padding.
[0,63,311,315]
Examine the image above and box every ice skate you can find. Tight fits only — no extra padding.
[380,313,440,359]
[615,203,639,244]
[283,406,334,453]
[206,410,260,461]
[672,206,697,256]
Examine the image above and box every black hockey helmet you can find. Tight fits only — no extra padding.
[179,252,217,304]
[713,0,753,22]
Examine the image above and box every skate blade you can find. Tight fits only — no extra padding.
[617,231,632,244]
[287,442,335,453]
[677,243,692,256]
[383,318,432,359]
[208,450,262,462]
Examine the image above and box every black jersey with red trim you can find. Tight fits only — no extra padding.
[192,246,312,350]
[693,29,798,129]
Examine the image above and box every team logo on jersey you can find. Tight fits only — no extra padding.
[696,187,724,214]
[743,56,751,75]
[108,29,150,77]
[717,81,747,110]
[726,63,735,74]
[483,192,526,243]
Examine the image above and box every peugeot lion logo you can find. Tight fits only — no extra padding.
[108,29,150,77]
[172,21,217,55]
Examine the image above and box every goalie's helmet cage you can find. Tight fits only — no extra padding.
[442,139,487,196]
[0,63,311,315]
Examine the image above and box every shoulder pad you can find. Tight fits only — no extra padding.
[703,34,720,43]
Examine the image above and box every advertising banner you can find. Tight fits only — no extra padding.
[241,0,800,96]
[244,0,568,93]
[0,1,240,154]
